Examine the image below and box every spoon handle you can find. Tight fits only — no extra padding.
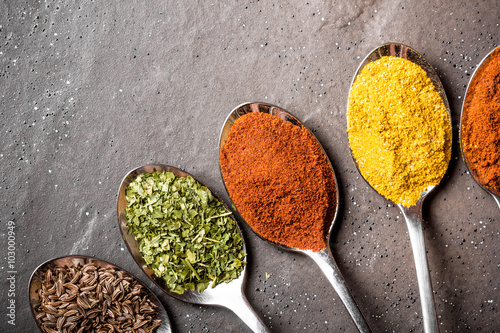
[308,249,372,333]
[400,203,439,333]
[220,290,270,333]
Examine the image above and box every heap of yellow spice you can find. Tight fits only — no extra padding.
[347,56,451,207]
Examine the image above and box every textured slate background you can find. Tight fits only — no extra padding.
[1,1,499,332]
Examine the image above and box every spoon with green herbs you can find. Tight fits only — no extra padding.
[347,43,452,333]
[117,164,269,333]
[219,102,372,333]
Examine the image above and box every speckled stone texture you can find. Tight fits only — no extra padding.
[1,1,499,332]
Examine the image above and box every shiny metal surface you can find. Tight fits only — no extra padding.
[28,255,172,333]
[117,164,269,333]
[399,200,438,333]
[219,102,372,333]
[492,193,500,209]
[460,45,500,210]
[306,248,372,333]
[347,43,454,333]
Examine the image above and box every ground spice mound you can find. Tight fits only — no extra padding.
[220,112,336,252]
[347,56,451,207]
[462,47,500,195]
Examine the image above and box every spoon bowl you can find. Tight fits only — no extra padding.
[219,102,372,332]
[460,45,500,209]
[348,43,452,333]
[117,164,269,333]
[28,255,172,333]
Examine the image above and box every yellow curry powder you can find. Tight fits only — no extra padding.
[347,56,451,207]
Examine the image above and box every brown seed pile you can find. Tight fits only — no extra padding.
[34,262,161,333]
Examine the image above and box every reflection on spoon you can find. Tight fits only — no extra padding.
[460,45,500,209]
[219,102,372,333]
[348,43,452,333]
[28,255,172,333]
[117,164,269,333]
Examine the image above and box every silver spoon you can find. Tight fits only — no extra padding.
[460,45,500,209]
[348,43,452,333]
[117,164,269,333]
[29,255,172,333]
[219,102,372,333]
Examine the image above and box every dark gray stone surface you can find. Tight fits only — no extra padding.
[1,1,499,332]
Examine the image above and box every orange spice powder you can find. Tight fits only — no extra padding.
[220,112,336,252]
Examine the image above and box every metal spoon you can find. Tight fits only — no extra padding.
[28,255,172,333]
[347,43,452,333]
[219,102,372,333]
[460,45,500,209]
[117,164,269,333]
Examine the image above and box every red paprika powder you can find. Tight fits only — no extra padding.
[219,111,336,252]
[462,47,500,195]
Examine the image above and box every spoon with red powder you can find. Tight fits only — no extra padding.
[219,102,372,333]
[461,45,500,209]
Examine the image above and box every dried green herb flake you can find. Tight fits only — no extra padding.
[125,171,246,294]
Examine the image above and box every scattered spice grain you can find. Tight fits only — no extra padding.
[220,111,336,252]
[347,56,451,207]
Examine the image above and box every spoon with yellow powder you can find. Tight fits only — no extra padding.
[347,43,452,333]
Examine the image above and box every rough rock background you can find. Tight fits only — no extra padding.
[0,1,498,332]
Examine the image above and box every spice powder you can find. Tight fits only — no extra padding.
[220,112,337,252]
[347,56,451,207]
[462,47,500,195]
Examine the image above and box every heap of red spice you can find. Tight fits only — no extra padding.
[462,47,500,195]
[220,112,337,252]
